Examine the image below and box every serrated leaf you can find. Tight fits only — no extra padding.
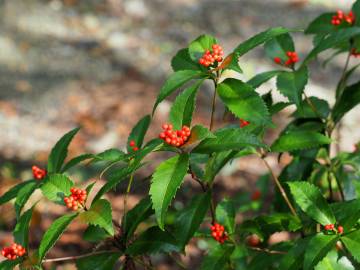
[183,125,215,146]
[47,127,80,173]
[204,150,237,182]
[271,131,331,152]
[342,229,360,263]
[38,213,78,262]
[83,225,110,243]
[192,128,266,154]
[92,149,126,163]
[247,70,282,89]
[216,198,236,234]
[221,53,243,73]
[169,80,203,130]
[292,97,330,119]
[200,244,235,270]
[304,233,339,270]
[217,78,272,126]
[331,200,360,230]
[127,115,151,152]
[276,67,308,107]
[305,13,336,35]
[150,153,189,230]
[13,206,34,249]
[126,226,180,255]
[0,258,21,270]
[264,33,295,61]
[40,174,73,205]
[79,199,114,235]
[332,81,360,123]
[15,181,38,218]
[174,192,211,248]
[315,249,355,270]
[76,252,121,270]
[122,196,154,241]
[171,48,201,71]
[0,180,35,205]
[152,70,205,114]
[188,34,218,61]
[61,153,94,172]
[288,181,335,225]
[353,1,360,27]
[279,238,309,270]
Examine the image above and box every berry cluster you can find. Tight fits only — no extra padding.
[210,223,228,244]
[351,48,360,58]
[129,140,139,152]
[324,224,344,234]
[1,243,26,260]
[274,51,299,67]
[199,44,224,67]
[159,124,191,147]
[64,188,87,211]
[32,165,47,180]
[240,119,250,128]
[331,10,355,25]
[251,190,261,201]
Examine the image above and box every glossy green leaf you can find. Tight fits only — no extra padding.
[127,115,151,152]
[0,258,21,270]
[183,125,215,146]
[315,249,355,270]
[271,131,331,152]
[150,153,189,229]
[92,149,126,163]
[342,229,360,263]
[192,128,266,154]
[217,78,272,126]
[79,199,114,235]
[332,81,360,123]
[276,67,308,107]
[83,225,110,243]
[188,34,218,61]
[40,174,73,205]
[126,226,180,255]
[61,153,94,172]
[216,198,236,234]
[247,70,282,89]
[288,181,335,225]
[15,181,38,218]
[153,70,205,114]
[0,180,35,205]
[279,238,309,270]
[76,252,121,270]
[47,127,80,173]
[304,233,339,270]
[204,150,237,182]
[331,200,360,230]
[13,206,34,249]
[305,13,336,35]
[171,48,202,71]
[264,33,295,61]
[174,192,211,248]
[38,213,78,262]
[169,80,203,130]
[200,244,235,270]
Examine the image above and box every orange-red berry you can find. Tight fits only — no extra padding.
[210,223,228,244]
[1,243,26,260]
[32,165,47,180]
[331,10,355,25]
[338,226,344,234]
[240,119,250,128]
[64,187,87,210]
[199,44,224,68]
[274,57,282,64]
[159,124,191,147]
[129,140,136,147]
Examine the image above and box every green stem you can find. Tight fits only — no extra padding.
[123,172,135,230]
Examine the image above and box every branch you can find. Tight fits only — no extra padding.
[42,250,117,263]
[249,247,287,255]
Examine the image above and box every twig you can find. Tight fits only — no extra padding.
[123,172,135,230]
[42,250,116,263]
[249,247,287,255]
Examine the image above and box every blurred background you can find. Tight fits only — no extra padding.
[0,0,359,269]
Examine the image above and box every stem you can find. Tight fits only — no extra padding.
[42,251,116,263]
[123,172,135,230]
[261,156,298,217]
[209,71,220,131]
[249,247,287,255]
[332,171,345,201]
[337,50,352,99]
[327,172,334,201]
[303,92,323,120]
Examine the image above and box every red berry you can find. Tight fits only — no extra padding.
[32,165,47,180]
[129,140,136,147]
[338,226,344,234]
[132,147,139,151]
[247,234,261,247]
[251,190,261,201]
[274,57,281,64]
[240,119,250,128]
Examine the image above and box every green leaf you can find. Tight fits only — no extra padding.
[279,238,309,270]
[183,125,216,146]
[305,13,336,35]
[304,233,339,270]
[200,244,235,270]
[204,150,238,182]
[174,192,211,248]
[152,70,205,114]
[150,153,189,230]
[353,1,360,27]
[216,198,236,234]
[38,213,78,262]
[288,181,335,225]
[92,165,139,203]
[0,258,21,270]
[217,78,272,126]
[83,225,110,242]
[292,97,330,119]
[92,149,126,163]
[315,249,355,270]
[169,80,203,130]
[303,28,360,65]
[40,174,73,205]
[79,199,114,235]
[171,48,201,71]
[264,33,295,61]
[13,206,34,249]
[0,180,35,205]
[61,153,94,172]
[342,229,360,263]
[126,226,180,255]
[122,196,154,241]
[47,127,80,173]
[188,34,218,61]
[331,200,360,230]
[192,128,266,154]
[247,70,282,89]
[15,181,38,218]
[76,252,121,270]
[271,131,331,152]
[332,81,360,123]
[127,115,151,152]
[276,67,308,107]
[234,27,295,57]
